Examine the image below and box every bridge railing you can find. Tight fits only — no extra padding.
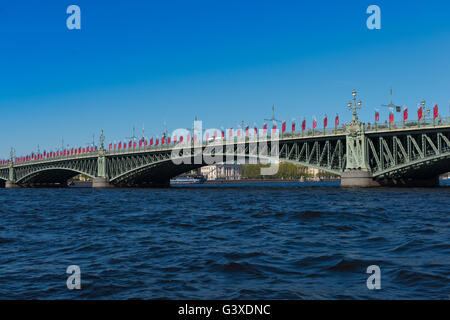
[4,117,448,167]
[104,126,346,155]
[365,116,450,133]
[0,126,347,167]
[0,151,99,167]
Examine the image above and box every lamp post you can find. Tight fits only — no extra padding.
[348,89,362,125]
[419,99,425,128]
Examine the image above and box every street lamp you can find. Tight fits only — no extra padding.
[419,99,426,127]
[348,89,362,123]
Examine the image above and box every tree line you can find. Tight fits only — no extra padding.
[241,162,338,179]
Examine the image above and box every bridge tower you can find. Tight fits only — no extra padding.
[341,90,379,187]
[92,130,114,188]
[5,148,20,188]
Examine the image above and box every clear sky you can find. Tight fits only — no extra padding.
[0,0,449,158]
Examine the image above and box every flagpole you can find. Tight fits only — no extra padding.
[419,99,425,128]
[402,109,405,128]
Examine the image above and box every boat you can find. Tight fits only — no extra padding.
[170,174,206,185]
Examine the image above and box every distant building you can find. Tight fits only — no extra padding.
[307,167,320,177]
[200,163,242,181]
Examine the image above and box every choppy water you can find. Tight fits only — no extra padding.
[0,181,449,299]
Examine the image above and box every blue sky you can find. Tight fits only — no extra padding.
[0,0,449,158]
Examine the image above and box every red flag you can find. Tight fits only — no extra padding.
[403,107,408,121]
[237,129,241,137]
[312,118,317,129]
[292,122,295,132]
[221,130,225,138]
[375,111,380,122]
[282,121,286,133]
[133,141,137,149]
[205,132,209,140]
[161,137,165,145]
[109,143,112,150]
[335,114,339,127]
[168,137,171,144]
[213,130,217,139]
[156,139,159,145]
[272,125,277,133]
[389,112,394,123]
[263,123,267,134]
[187,133,191,141]
[139,140,143,148]
[323,115,328,128]
[128,141,132,149]
[418,106,423,120]
[245,126,249,136]
[301,119,306,131]
[433,105,438,119]
[180,136,184,143]
[254,126,258,135]
[150,138,154,146]
[229,128,233,137]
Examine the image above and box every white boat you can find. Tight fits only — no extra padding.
[170,174,206,185]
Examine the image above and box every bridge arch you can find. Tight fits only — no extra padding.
[16,167,96,185]
[373,153,450,180]
[109,152,342,187]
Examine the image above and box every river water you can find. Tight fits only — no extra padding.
[0,181,449,299]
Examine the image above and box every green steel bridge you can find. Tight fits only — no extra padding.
[1,115,449,188]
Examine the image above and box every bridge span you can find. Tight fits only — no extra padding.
[1,116,449,188]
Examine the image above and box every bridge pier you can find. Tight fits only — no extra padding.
[92,177,114,188]
[5,180,21,188]
[341,170,380,188]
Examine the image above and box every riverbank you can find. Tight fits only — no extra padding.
[204,178,340,184]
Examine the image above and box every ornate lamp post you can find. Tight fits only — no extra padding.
[348,89,362,125]
[419,99,425,128]
[99,129,105,152]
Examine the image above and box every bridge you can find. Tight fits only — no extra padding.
[1,93,449,188]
